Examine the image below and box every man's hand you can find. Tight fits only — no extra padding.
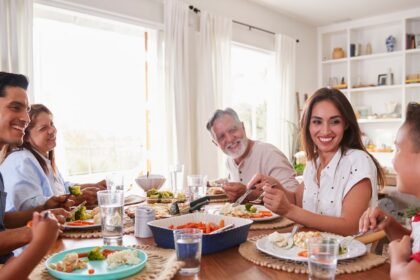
[49,208,72,224]
[43,195,75,211]
[78,187,101,208]
[223,182,246,202]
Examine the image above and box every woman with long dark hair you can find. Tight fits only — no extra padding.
[249,88,384,235]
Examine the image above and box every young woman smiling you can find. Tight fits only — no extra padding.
[249,88,384,235]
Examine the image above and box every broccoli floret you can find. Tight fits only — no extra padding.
[88,247,105,260]
[75,206,90,220]
[245,203,257,213]
[69,185,82,196]
[146,188,158,197]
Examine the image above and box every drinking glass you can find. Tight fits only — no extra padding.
[173,228,203,275]
[97,190,124,245]
[170,163,184,194]
[187,175,207,201]
[307,237,339,280]
[106,173,125,192]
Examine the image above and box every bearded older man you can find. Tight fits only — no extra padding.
[206,108,298,202]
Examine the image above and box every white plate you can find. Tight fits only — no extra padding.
[211,204,280,222]
[64,219,101,230]
[256,233,367,262]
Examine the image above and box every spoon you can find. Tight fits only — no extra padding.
[210,224,235,234]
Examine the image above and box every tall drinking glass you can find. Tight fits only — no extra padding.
[187,175,207,201]
[307,237,339,280]
[97,190,124,245]
[173,228,203,276]
[170,163,184,194]
[106,173,125,192]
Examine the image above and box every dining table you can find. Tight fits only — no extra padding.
[48,218,391,280]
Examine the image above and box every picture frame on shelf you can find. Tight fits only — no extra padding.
[378,74,387,86]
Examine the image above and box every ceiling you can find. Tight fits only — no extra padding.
[249,0,420,26]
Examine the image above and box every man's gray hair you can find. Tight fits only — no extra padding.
[206,108,241,131]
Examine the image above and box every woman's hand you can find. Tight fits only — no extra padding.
[262,184,292,215]
[359,207,391,233]
[247,173,281,191]
[49,208,72,224]
[80,187,101,208]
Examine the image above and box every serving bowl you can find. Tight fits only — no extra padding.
[135,175,166,192]
[148,213,253,254]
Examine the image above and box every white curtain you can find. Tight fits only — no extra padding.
[196,11,232,179]
[164,0,194,178]
[267,34,297,161]
[0,0,33,92]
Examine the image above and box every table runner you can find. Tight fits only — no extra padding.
[238,235,387,274]
[30,244,183,280]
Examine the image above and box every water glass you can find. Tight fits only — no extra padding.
[106,173,125,192]
[97,190,124,245]
[187,175,207,201]
[307,237,339,280]
[170,163,184,194]
[173,228,203,275]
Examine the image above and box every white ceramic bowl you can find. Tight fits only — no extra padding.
[135,175,166,191]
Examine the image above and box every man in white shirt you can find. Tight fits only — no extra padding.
[206,108,298,202]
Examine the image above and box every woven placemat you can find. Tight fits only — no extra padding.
[29,244,183,280]
[239,235,387,274]
[250,217,295,230]
[61,216,134,239]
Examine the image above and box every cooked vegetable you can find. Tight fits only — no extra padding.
[74,206,91,221]
[339,244,348,255]
[69,185,82,196]
[168,220,225,234]
[245,203,257,213]
[88,247,106,260]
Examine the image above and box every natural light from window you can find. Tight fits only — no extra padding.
[33,4,162,183]
[231,44,274,141]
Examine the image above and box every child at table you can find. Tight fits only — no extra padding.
[0,211,59,279]
[359,102,420,279]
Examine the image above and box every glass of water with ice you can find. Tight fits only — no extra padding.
[307,237,339,280]
[173,228,203,276]
[187,175,207,201]
[97,190,124,245]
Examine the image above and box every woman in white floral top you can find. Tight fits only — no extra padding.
[249,88,384,235]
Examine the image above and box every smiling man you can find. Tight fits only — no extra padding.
[206,108,298,202]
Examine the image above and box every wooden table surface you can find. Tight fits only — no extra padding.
[49,225,391,280]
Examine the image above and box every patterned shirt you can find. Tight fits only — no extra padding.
[302,148,378,217]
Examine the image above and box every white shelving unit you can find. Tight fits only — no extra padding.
[318,8,420,167]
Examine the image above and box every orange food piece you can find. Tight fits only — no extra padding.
[67,220,95,226]
[88,268,95,274]
[77,253,88,258]
[27,220,33,228]
[169,221,225,233]
[298,250,308,257]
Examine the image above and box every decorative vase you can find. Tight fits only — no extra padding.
[386,35,396,52]
[332,47,345,59]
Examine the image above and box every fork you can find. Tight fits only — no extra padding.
[232,185,256,207]
[248,183,276,204]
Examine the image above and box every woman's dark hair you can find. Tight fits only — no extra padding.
[300,87,384,187]
[404,102,420,152]
[22,104,57,175]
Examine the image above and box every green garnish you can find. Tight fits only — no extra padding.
[245,203,257,213]
[88,247,105,260]
[69,185,82,196]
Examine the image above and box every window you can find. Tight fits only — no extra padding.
[33,4,163,182]
[231,43,274,141]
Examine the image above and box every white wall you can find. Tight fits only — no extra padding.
[47,0,318,97]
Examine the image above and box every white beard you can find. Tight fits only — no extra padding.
[225,137,248,159]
